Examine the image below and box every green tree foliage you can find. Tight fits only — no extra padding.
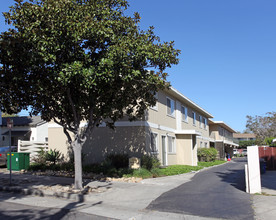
[264,137,276,147]
[246,112,276,144]
[0,0,180,189]
[238,140,257,148]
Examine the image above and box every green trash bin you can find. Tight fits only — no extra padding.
[7,152,30,171]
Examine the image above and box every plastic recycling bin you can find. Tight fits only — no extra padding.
[7,152,30,171]
[260,158,266,174]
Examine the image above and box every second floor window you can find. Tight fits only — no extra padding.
[199,115,202,128]
[167,97,175,117]
[192,112,196,125]
[181,105,188,122]
[203,117,207,129]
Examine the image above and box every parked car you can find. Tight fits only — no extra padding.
[242,149,247,156]
[0,146,17,167]
[233,149,239,155]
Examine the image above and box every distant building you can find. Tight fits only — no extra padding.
[0,111,48,147]
[209,120,239,159]
[233,133,256,142]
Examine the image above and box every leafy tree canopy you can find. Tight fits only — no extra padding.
[246,112,276,144]
[0,0,180,189]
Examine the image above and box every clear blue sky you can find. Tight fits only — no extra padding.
[1,0,276,132]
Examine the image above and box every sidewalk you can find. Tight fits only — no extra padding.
[1,168,276,219]
[252,171,276,220]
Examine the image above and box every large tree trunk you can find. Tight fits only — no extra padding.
[72,140,83,190]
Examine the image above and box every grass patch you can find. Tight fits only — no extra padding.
[198,160,226,168]
[158,165,202,176]
[123,160,227,178]
[124,168,152,179]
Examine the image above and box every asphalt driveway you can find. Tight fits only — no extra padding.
[148,158,254,219]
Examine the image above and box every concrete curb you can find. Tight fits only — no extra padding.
[0,185,87,202]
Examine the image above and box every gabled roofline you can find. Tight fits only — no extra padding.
[167,87,214,118]
[209,119,237,133]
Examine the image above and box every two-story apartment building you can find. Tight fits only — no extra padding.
[209,120,238,159]
[48,87,213,166]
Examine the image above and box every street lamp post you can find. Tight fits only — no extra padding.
[7,118,13,186]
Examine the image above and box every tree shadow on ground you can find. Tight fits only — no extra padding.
[261,171,276,191]
[0,169,111,219]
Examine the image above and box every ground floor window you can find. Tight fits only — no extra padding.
[168,136,176,153]
[150,133,158,153]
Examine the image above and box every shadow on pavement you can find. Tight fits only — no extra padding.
[261,171,276,191]
[215,168,246,192]
[0,168,110,219]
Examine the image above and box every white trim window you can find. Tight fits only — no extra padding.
[181,105,188,122]
[167,97,175,117]
[192,111,196,126]
[168,136,176,153]
[204,117,208,129]
[150,132,158,153]
[205,142,208,148]
[199,115,202,128]
[150,92,158,111]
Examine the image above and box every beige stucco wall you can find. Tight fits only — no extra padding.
[49,126,147,164]
[147,91,177,130]
[176,134,193,165]
[148,127,175,166]
[48,127,70,159]
[48,88,212,166]
[209,124,220,140]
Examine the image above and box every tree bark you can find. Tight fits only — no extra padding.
[72,140,83,190]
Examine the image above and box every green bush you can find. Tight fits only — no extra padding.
[105,153,129,169]
[28,162,47,171]
[45,149,62,165]
[32,148,47,164]
[141,155,160,170]
[197,148,217,162]
[60,162,74,171]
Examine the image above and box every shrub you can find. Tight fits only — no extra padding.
[32,148,47,164]
[45,149,62,165]
[28,162,47,171]
[141,155,160,170]
[105,153,129,169]
[83,163,98,173]
[60,162,74,171]
[197,148,217,162]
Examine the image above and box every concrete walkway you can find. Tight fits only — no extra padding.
[0,168,276,219]
[252,171,276,220]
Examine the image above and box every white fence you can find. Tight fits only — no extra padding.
[18,140,48,160]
